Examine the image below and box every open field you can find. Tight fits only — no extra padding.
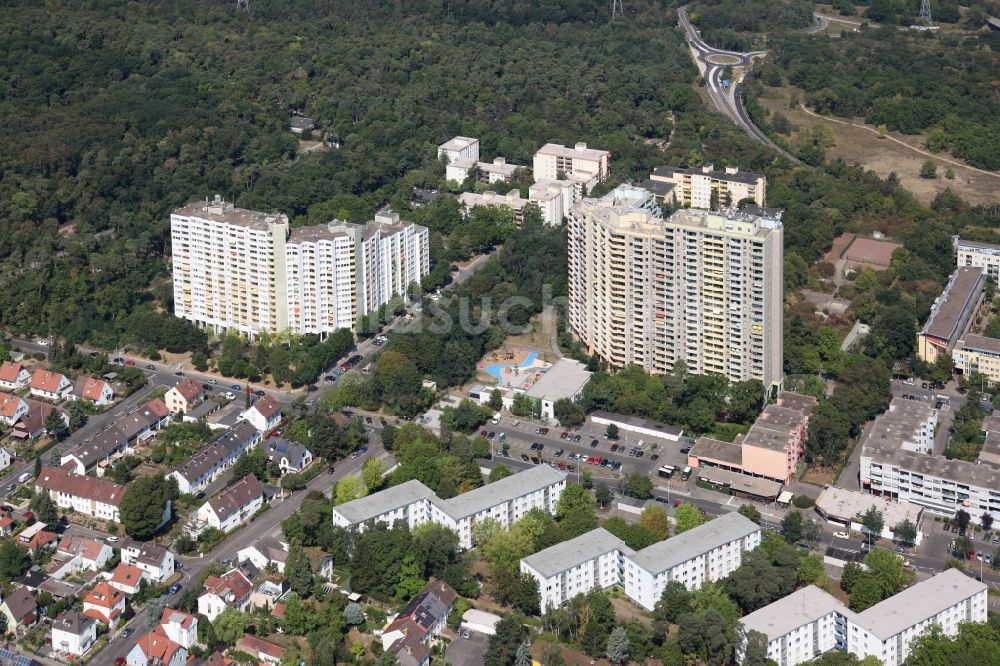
[754,85,1000,205]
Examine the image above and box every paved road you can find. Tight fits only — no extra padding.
[677,5,803,165]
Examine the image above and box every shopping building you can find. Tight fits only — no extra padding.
[568,200,784,392]
[171,198,428,337]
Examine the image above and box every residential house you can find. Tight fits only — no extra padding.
[0,361,31,391]
[60,398,169,474]
[17,523,58,553]
[381,580,457,663]
[121,539,175,583]
[159,608,198,649]
[235,635,286,665]
[198,569,253,622]
[0,509,13,536]
[29,369,72,401]
[83,582,126,625]
[115,398,171,446]
[237,535,288,573]
[109,563,144,595]
[56,536,114,572]
[250,579,289,613]
[0,393,28,427]
[167,421,262,495]
[71,376,115,406]
[259,437,312,474]
[12,401,68,440]
[51,610,97,657]
[241,395,282,432]
[127,627,187,666]
[195,474,264,533]
[0,447,11,472]
[305,547,334,581]
[35,466,133,522]
[164,379,204,415]
[0,587,37,635]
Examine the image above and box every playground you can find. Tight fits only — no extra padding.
[478,347,551,390]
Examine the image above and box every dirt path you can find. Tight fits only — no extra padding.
[799,104,1000,180]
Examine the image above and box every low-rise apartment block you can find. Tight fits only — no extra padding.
[437,136,480,163]
[738,569,987,666]
[194,474,264,533]
[956,237,1000,281]
[689,392,816,484]
[167,420,261,495]
[568,199,784,392]
[520,512,760,612]
[533,142,611,184]
[35,467,129,522]
[171,198,428,338]
[331,466,566,549]
[917,266,985,364]
[858,397,937,455]
[445,156,522,185]
[645,164,766,209]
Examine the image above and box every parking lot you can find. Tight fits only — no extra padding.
[445,630,488,666]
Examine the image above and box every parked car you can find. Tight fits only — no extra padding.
[168,583,182,595]
[590,439,599,448]
[833,531,851,539]
[230,383,242,390]
[146,364,156,370]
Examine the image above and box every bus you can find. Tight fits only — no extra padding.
[657,465,676,479]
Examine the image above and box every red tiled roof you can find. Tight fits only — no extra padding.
[135,626,182,664]
[160,608,196,630]
[0,394,24,419]
[74,376,111,402]
[0,361,25,383]
[30,369,68,393]
[172,379,203,402]
[146,397,169,418]
[251,395,281,419]
[236,634,285,660]
[36,466,127,506]
[84,583,124,609]
[28,530,58,550]
[203,570,252,604]
[110,563,143,588]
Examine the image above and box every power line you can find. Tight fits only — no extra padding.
[611,0,624,20]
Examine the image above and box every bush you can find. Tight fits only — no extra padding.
[792,495,815,509]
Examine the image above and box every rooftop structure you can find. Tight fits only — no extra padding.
[533,142,611,183]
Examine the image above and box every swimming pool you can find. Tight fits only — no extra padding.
[485,351,539,383]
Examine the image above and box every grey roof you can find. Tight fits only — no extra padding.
[590,411,684,437]
[260,437,312,471]
[920,267,985,342]
[2,586,35,621]
[863,430,1000,487]
[690,436,743,465]
[54,609,93,635]
[289,116,314,130]
[638,178,676,197]
[957,238,1000,251]
[521,528,632,578]
[961,334,1000,354]
[66,427,125,468]
[206,474,263,517]
[185,400,221,421]
[332,480,437,525]
[651,164,764,185]
[628,511,759,575]
[172,420,259,484]
[524,359,592,401]
[434,465,565,521]
[122,539,171,567]
[740,585,852,640]
[855,568,985,640]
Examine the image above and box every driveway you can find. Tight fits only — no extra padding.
[446,631,489,666]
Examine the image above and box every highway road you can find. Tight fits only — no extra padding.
[677,5,803,165]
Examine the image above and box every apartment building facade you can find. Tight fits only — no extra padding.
[917,266,986,364]
[520,512,761,613]
[331,466,567,549]
[437,136,480,163]
[171,198,428,337]
[533,142,610,183]
[738,569,987,666]
[956,238,1000,281]
[568,201,784,392]
[648,164,766,209]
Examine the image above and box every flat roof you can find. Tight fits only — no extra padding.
[855,568,986,640]
[862,433,1000,489]
[777,392,818,415]
[332,480,436,525]
[628,512,758,575]
[961,334,1000,355]
[690,436,742,466]
[651,164,763,185]
[590,411,684,437]
[695,468,783,498]
[859,398,936,447]
[536,142,610,161]
[815,486,923,527]
[980,431,1000,466]
[957,238,1000,252]
[521,528,632,578]
[173,200,288,230]
[434,465,565,521]
[741,585,852,640]
[638,178,676,197]
[920,266,984,342]
[524,359,592,401]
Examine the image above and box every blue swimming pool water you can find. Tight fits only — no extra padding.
[485,351,539,383]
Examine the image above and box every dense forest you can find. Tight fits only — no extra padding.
[685,0,814,50]
[0,0,696,348]
[767,27,1000,170]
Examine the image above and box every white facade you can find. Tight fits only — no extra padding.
[738,569,987,666]
[445,157,477,184]
[0,395,28,427]
[860,397,938,455]
[0,447,11,472]
[171,198,428,337]
[533,143,610,183]
[159,610,198,650]
[121,542,175,583]
[520,529,629,610]
[956,238,1000,281]
[332,467,567,549]
[196,492,263,533]
[568,202,784,392]
[649,164,767,209]
[438,136,480,163]
[51,613,97,657]
[624,514,761,611]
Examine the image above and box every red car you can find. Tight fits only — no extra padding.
[124,359,135,366]
[591,456,603,465]
[539,427,549,435]
[560,432,568,439]
[479,430,488,437]
[557,463,566,470]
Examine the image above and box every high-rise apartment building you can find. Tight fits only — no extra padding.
[171,198,428,337]
[568,199,784,392]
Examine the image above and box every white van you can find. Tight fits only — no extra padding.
[491,414,502,425]
[17,472,32,484]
